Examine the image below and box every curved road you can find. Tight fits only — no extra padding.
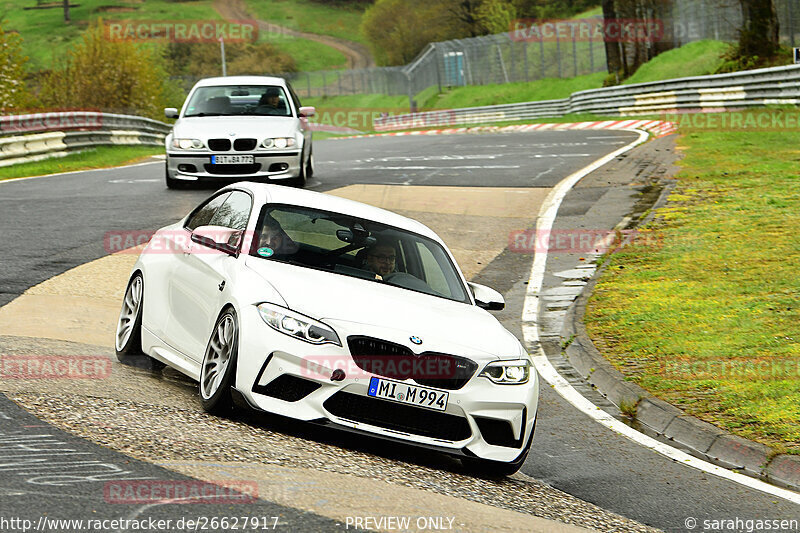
[1,131,798,532]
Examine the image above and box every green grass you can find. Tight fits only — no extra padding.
[429,72,606,109]
[0,145,162,181]
[244,0,368,45]
[1,0,221,71]
[264,33,347,72]
[584,119,800,453]
[623,40,730,85]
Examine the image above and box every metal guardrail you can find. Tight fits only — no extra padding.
[375,64,800,131]
[0,112,172,167]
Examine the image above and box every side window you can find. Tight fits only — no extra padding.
[286,83,302,113]
[186,193,231,231]
[416,241,451,298]
[209,191,252,230]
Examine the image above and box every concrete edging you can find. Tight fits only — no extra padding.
[559,185,800,492]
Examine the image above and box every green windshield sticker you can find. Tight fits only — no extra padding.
[257,247,274,257]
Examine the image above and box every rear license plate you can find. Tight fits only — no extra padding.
[368,376,448,411]
[212,155,254,164]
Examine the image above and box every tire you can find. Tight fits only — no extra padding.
[115,273,166,370]
[305,147,314,179]
[462,419,536,477]
[199,308,239,415]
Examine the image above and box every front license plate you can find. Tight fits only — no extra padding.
[368,376,448,411]
[212,155,254,164]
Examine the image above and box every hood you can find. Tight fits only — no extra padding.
[243,257,523,362]
[173,116,299,140]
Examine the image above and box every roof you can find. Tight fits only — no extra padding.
[192,76,288,88]
[228,182,440,241]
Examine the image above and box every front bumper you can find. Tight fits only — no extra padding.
[166,150,302,181]
[236,306,539,463]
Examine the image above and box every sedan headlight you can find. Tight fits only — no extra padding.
[171,138,204,150]
[262,137,296,149]
[480,360,531,384]
[257,303,340,346]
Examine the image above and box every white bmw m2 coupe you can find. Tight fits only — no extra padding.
[115,183,538,475]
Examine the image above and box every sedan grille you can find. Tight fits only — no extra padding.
[204,163,262,175]
[346,336,478,390]
[233,138,257,151]
[323,391,472,441]
[208,138,231,151]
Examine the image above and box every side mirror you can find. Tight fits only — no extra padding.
[468,282,505,311]
[191,225,242,256]
[164,107,179,119]
[299,106,316,118]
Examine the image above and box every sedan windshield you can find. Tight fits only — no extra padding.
[250,205,470,304]
[183,85,293,117]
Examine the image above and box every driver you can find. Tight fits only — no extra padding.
[256,216,298,256]
[257,87,284,114]
[363,239,397,278]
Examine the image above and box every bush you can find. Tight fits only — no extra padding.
[40,19,170,119]
[0,25,33,111]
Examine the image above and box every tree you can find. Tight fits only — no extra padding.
[362,0,456,65]
[738,0,779,59]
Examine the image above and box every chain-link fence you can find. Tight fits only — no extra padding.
[281,28,608,102]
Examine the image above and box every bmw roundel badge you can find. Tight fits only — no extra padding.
[410,336,423,345]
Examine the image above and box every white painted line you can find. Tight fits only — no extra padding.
[522,129,800,505]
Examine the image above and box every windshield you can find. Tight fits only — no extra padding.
[250,205,470,304]
[183,85,293,118]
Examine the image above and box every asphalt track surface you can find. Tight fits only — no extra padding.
[1,130,798,531]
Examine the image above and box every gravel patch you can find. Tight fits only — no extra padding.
[9,392,660,533]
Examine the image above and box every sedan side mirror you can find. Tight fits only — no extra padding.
[164,107,179,119]
[191,225,242,256]
[468,282,505,311]
[299,106,316,118]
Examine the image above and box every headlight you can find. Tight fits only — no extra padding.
[262,137,296,149]
[171,138,204,150]
[479,360,531,384]
[256,303,340,346]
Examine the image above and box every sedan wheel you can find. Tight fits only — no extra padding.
[115,273,165,369]
[200,309,239,414]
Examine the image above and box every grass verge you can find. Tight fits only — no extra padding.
[0,145,163,181]
[623,40,730,85]
[584,120,800,453]
[244,0,368,45]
